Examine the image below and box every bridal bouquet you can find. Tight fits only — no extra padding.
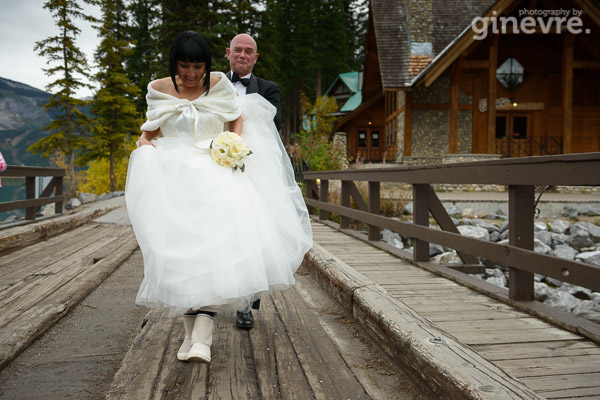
[210,131,252,172]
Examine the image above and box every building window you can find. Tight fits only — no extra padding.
[496,115,527,139]
[358,130,367,147]
[497,58,526,92]
[372,130,380,147]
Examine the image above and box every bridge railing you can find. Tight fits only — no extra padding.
[303,152,600,301]
[0,166,65,221]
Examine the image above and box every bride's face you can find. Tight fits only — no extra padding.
[177,61,206,89]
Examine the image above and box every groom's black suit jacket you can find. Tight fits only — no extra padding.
[226,71,282,131]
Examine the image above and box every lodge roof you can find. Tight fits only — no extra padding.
[371,0,494,88]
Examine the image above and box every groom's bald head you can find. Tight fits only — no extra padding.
[227,34,259,77]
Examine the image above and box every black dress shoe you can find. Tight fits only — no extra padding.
[236,310,254,330]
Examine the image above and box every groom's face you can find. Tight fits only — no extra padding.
[227,36,259,77]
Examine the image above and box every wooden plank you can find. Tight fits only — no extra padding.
[0,230,138,370]
[472,341,600,361]
[523,372,600,392]
[270,289,369,400]
[452,328,582,346]
[106,309,174,400]
[495,354,600,378]
[0,208,110,255]
[249,295,314,400]
[436,318,553,333]
[207,312,260,399]
[533,382,600,399]
[422,309,531,322]
[0,226,132,320]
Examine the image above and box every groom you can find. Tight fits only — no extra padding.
[226,33,282,131]
[226,33,282,330]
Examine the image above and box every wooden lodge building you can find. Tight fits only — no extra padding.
[335,0,600,164]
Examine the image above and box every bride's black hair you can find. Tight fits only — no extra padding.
[169,31,212,94]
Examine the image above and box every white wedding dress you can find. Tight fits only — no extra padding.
[125,72,312,314]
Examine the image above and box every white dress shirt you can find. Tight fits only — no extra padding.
[231,72,252,96]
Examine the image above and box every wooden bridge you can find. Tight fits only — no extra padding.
[0,153,599,399]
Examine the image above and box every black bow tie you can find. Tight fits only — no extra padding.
[231,72,250,86]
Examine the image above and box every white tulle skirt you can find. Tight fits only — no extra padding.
[125,95,312,314]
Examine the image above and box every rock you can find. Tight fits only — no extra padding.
[462,208,478,217]
[382,229,404,249]
[543,290,581,313]
[457,225,490,241]
[486,275,507,288]
[401,203,413,215]
[560,283,592,301]
[432,251,461,264]
[490,231,500,242]
[550,219,571,234]
[499,221,509,233]
[496,208,507,217]
[573,222,600,243]
[551,233,568,247]
[471,218,500,233]
[3,215,18,223]
[64,198,81,210]
[535,273,544,282]
[534,231,552,246]
[499,229,510,240]
[451,217,460,226]
[534,239,552,255]
[542,276,563,288]
[534,222,548,231]
[98,192,115,201]
[562,205,579,218]
[572,300,600,324]
[485,268,505,279]
[576,250,600,266]
[444,205,463,216]
[567,229,593,250]
[553,244,578,260]
[113,191,125,197]
[78,192,98,204]
[534,282,552,302]
[497,239,509,246]
[580,206,600,216]
[429,243,444,257]
[40,204,57,216]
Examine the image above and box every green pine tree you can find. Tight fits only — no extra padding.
[82,0,140,192]
[126,0,161,114]
[28,0,93,199]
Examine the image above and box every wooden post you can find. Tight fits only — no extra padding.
[55,176,64,214]
[449,59,462,154]
[562,35,574,154]
[305,179,318,215]
[340,181,351,229]
[25,176,36,220]
[404,91,412,156]
[487,35,498,154]
[368,181,380,241]
[413,184,430,261]
[508,185,535,301]
[319,179,329,221]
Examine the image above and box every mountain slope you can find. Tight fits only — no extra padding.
[0,77,52,167]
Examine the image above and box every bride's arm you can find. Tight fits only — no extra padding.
[230,115,242,135]
[139,128,160,147]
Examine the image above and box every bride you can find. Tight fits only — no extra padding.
[125,31,312,364]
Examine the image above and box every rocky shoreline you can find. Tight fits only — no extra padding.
[382,203,600,324]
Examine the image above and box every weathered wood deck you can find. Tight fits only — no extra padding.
[2,200,600,399]
[0,221,138,370]
[311,221,600,400]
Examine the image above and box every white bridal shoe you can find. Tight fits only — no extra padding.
[186,314,214,363]
[177,314,196,361]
